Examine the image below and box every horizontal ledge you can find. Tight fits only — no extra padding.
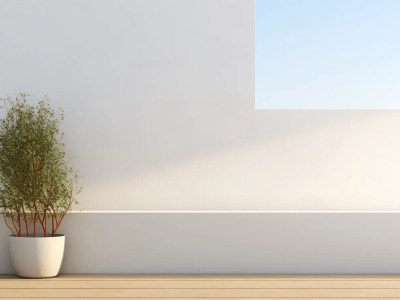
[68,210,400,214]
[4,210,400,214]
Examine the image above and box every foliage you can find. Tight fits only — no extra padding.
[0,93,80,237]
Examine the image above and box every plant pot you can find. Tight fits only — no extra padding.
[9,235,65,278]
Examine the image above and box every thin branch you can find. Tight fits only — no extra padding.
[3,215,17,236]
[52,189,74,236]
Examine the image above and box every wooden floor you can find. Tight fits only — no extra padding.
[2,275,400,299]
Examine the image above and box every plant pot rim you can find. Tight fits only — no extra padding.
[9,234,65,239]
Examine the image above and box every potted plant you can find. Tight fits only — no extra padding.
[0,93,80,278]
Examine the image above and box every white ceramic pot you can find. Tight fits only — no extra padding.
[9,235,65,278]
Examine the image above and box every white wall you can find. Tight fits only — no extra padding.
[1,0,400,211]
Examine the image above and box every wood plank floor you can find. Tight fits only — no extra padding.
[2,275,400,299]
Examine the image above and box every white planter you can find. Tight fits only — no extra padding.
[9,235,65,278]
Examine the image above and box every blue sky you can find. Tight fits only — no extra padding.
[256,0,400,109]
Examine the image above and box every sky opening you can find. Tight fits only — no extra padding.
[256,0,400,109]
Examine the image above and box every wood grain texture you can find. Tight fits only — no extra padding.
[2,275,400,298]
